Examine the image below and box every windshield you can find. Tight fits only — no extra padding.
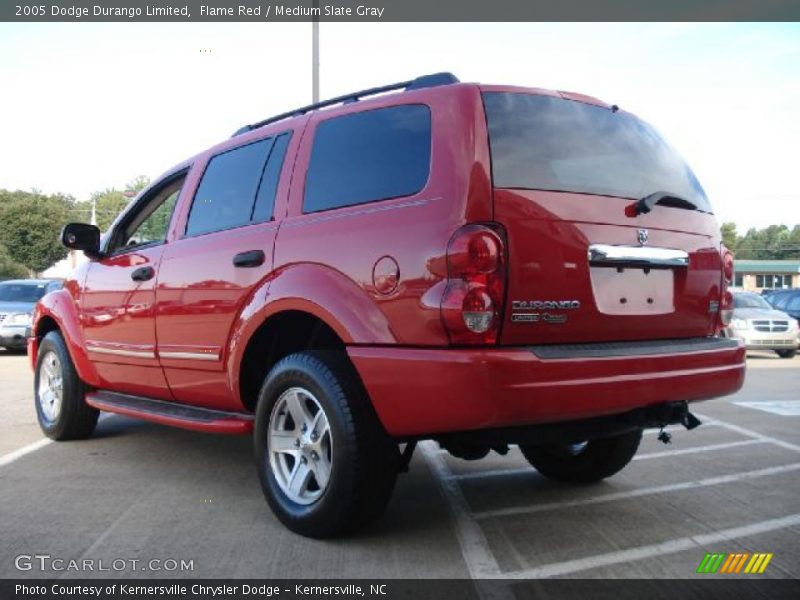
[482,92,712,212]
[734,293,772,310]
[0,283,50,303]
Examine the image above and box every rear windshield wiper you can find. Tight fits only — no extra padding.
[632,191,698,216]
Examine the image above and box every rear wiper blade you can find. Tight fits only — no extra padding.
[632,191,698,216]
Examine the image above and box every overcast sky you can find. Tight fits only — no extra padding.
[0,22,797,230]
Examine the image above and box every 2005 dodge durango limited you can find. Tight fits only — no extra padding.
[31,73,745,538]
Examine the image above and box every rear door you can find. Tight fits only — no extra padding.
[482,89,723,345]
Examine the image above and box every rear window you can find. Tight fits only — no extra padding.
[482,92,712,213]
[304,105,431,213]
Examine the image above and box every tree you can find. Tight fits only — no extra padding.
[126,175,150,194]
[720,222,738,253]
[0,192,73,274]
[0,244,28,280]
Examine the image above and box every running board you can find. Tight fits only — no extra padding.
[85,391,254,435]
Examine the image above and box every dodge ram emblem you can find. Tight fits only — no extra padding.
[637,228,649,245]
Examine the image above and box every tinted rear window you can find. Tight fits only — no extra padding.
[483,92,712,213]
[304,105,431,213]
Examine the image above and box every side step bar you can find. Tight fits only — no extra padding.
[85,391,254,435]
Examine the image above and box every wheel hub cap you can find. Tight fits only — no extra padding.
[268,387,333,505]
[37,351,63,423]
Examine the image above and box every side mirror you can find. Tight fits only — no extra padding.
[61,223,102,258]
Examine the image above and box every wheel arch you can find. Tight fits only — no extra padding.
[33,289,100,386]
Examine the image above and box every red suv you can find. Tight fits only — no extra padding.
[31,73,745,537]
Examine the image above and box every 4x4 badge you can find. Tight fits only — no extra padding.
[637,228,649,245]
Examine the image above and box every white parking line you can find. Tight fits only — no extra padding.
[501,513,800,579]
[473,462,800,520]
[448,438,766,482]
[694,412,800,453]
[634,438,765,460]
[0,414,113,468]
[0,438,51,467]
[419,441,501,578]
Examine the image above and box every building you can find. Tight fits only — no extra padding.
[733,259,800,292]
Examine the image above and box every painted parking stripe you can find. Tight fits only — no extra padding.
[0,414,114,468]
[0,438,51,467]
[419,441,502,579]
[449,439,766,482]
[734,401,800,416]
[499,513,800,579]
[473,462,800,520]
[694,412,800,453]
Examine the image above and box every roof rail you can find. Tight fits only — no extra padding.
[232,72,459,137]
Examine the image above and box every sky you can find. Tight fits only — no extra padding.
[0,22,798,231]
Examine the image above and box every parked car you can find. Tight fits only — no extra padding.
[763,288,800,322]
[721,291,799,358]
[31,73,745,538]
[0,279,62,351]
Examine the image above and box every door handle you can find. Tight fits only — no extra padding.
[131,266,156,282]
[233,250,266,268]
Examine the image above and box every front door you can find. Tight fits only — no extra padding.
[80,172,185,399]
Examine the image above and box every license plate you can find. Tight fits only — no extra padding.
[590,266,674,315]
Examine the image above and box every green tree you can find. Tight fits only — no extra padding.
[126,175,150,194]
[0,192,73,274]
[0,244,28,280]
[720,222,738,253]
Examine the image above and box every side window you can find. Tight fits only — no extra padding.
[252,133,291,223]
[186,139,273,236]
[109,174,185,254]
[304,104,431,213]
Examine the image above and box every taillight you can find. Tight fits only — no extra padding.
[717,245,734,330]
[441,224,506,344]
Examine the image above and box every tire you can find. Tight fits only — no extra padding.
[776,349,797,359]
[34,331,99,440]
[519,429,643,484]
[254,351,398,538]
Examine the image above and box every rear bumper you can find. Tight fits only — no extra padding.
[347,337,746,437]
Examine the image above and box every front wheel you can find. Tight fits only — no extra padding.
[254,351,398,538]
[776,349,797,359]
[34,331,99,440]
[519,429,643,484]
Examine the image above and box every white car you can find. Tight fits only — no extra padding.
[723,291,799,358]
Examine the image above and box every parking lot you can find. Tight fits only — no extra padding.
[1,349,798,580]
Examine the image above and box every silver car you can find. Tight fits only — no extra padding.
[724,291,799,358]
[0,279,63,352]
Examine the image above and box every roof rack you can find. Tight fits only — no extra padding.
[232,72,459,137]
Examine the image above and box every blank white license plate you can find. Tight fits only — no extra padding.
[590,266,674,315]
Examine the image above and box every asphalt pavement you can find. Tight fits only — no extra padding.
[1,348,798,580]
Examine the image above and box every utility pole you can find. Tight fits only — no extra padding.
[312,0,319,102]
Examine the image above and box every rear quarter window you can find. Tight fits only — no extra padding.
[304,104,431,213]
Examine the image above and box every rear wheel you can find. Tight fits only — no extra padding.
[34,331,99,440]
[519,429,643,484]
[776,349,797,359]
[254,351,398,538]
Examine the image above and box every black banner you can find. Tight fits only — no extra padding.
[3,0,800,23]
[3,579,800,600]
